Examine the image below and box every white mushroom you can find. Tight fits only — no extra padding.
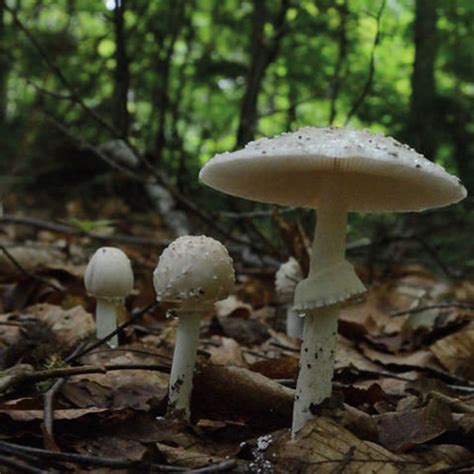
[275,257,304,339]
[84,247,134,348]
[153,235,234,421]
[199,126,467,437]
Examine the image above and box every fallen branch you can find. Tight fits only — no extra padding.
[1,214,163,248]
[0,362,170,394]
[0,441,184,471]
[390,302,474,317]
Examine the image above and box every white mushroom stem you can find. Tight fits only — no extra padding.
[96,299,119,348]
[292,179,348,437]
[168,310,202,421]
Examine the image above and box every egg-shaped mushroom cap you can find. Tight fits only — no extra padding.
[200,127,467,212]
[84,247,134,301]
[153,235,235,306]
[275,257,303,304]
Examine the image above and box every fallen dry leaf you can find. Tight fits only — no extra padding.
[430,321,474,379]
[373,399,453,452]
[264,417,416,473]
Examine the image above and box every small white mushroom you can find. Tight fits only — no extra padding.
[153,235,234,421]
[275,257,304,339]
[199,126,467,437]
[84,247,134,348]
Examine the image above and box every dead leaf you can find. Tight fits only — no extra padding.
[31,303,94,348]
[373,399,453,452]
[430,321,474,379]
[265,417,415,473]
[62,350,169,411]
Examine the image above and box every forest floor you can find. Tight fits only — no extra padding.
[0,194,473,473]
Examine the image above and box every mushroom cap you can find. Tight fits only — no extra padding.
[200,127,467,212]
[275,257,303,304]
[84,247,134,301]
[153,235,235,306]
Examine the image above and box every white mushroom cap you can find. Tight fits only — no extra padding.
[200,127,466,212]
[84,247,134,301]
[153,235,235,306]
[275,257,303,304]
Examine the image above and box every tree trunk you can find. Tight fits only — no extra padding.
[0,2,8,125]
[112,0,130,137]
[236,0,289,148]
[408,0,438,159]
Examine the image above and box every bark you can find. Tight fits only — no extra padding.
[0,1,7,125]
[236,0,289,148]
[112,0,130,137]
[408,0,438,159]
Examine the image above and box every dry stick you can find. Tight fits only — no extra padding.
[66,301,159,363]
[0,454,47,474]
[0,441,185,471]
[1,214,163,248]
[330,446,356,474]
[187,460,237,473]
[2,363,170,393]
[43,378,66,439]
[42,341,90,443]
[0,244,64,292]
[390,302,474,317]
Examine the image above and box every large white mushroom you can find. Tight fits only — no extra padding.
[153,235,234,421]
[84,247,134,348]
[199,126,467,437]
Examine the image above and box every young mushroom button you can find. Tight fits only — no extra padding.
[84,247,134,348]
[199,126,467,437]
[153,235,235,421]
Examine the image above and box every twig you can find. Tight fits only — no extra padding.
[0,244,64,292]
[390,302,474,317]
[0,454,47,474]
[330,446,355,474]
[0,441,182,470]
[1,214,163,248]
[42,341,87,443]
[0,362,170,393]
[66,302,159,362]
[43,378,66,441]
[187,460,237,473]
[344,0,386,124]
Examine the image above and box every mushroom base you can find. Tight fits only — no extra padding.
[291,304,339,437]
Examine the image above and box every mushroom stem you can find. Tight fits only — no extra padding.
[292,304,339,436]
[96,299,119,348]
[292,179,349,437]
[167,311,201,421]
[310,179,348,273]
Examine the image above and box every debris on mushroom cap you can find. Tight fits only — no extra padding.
[275,257,303,304]
[153,235,235,306]
[200,127,467,212]
[84,247,134,301]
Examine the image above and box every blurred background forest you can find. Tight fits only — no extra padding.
[0,0,473,274]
